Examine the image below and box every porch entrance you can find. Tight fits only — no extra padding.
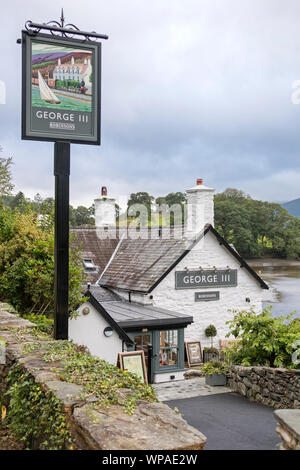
[132,332,152,369]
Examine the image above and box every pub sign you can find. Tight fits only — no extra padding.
[22,32,101,145]
[175,269,237,289]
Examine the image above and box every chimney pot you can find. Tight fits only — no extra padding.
[101,186,107,196]
[196,178,203,186]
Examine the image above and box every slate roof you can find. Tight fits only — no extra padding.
[72,225,268,293]
[88,285,120,302]
[98,225,269,292]
[71,227,119,283]
[87,287,193,330]
[99,237,191,292]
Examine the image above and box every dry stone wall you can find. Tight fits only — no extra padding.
[228,365,300,409]
[0,307,206,450]
[274,409,300,450]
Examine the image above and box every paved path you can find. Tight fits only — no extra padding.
[153,377,231,401]
[165,393,279,450]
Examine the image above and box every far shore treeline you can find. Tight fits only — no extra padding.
[0,153,299,316]
[2,186,300,261]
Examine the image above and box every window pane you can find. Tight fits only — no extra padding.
[160,347,178,367]
[159,330,178,367]
[134,335,142,347]
[142,334,150,346]
[160,330,178,348]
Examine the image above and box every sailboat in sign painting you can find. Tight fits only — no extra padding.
[38,71,61,104]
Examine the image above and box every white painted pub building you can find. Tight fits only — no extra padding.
[69,179,268,383]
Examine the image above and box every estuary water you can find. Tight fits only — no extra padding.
[248,260,300,319]
[32,87,91,112]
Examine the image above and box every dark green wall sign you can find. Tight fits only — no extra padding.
[175,269,237,289]
[195,291,220,301]
[22,32,101,145]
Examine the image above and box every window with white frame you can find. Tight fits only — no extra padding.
[82,259,98,272]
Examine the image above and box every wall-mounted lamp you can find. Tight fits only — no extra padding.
[103,327,114,337]
[82,307,90,315]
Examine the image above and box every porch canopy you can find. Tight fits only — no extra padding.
[88,286,193,331]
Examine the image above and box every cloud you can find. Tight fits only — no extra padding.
[1,0,300,206]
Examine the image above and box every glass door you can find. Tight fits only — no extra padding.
[133,332,152,368]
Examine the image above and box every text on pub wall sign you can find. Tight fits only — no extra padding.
[175,269,237,289]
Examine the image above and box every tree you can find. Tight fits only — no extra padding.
[0,149,14,197]
[214,188,300,259]
[127,192,154,224]
[0,206,86,316]
[72,205,95,226]
[9,191,28,211]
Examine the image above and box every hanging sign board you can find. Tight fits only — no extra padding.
[22,31,101,145]
[175,269,237,289]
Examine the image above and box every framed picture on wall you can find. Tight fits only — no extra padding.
[185,341,203,367]
[118,350,148,384]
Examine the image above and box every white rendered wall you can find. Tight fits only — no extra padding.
[151,231,263,348]
[154,370,186,384]
[69,302,122,365]
[186,189,214,233]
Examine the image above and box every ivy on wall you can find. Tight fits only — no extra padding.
[5,366,72,450]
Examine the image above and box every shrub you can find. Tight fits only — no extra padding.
[205,324,217,348]
[225,307,300,368]
[0,207,86,316]
[201,360,229,376]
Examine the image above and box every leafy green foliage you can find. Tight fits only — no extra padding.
[205,324,217,348]
[201,360,229,376]
[69,204,95,226]
[41,340,157,414]
[0,207,86,315]
[127,192,154,225]
[21,313,54,335]
[0,150,13,197]
[214,188,300,259]
[225,307,300,368]
[5,367,71,450]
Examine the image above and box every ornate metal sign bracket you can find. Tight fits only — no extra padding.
[22,8,108,42]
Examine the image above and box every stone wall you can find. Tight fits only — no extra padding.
[274,409,300,450]
[0,307,206,450]
[228,365,300,409]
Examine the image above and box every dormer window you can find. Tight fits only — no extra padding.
[82,259,97,272]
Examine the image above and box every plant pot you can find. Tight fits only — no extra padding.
[205,372,227,386]
[203,350,219,362]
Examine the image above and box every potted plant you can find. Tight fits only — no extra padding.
[201,360,229,386]
[203,324,219,362]
[203,346,219,362]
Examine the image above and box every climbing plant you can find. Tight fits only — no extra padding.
[5,366,72,450]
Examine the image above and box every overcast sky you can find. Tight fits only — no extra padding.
[1,0,300,208]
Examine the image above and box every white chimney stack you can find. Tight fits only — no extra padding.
[94,187,116,228]
[186,178,215,235]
